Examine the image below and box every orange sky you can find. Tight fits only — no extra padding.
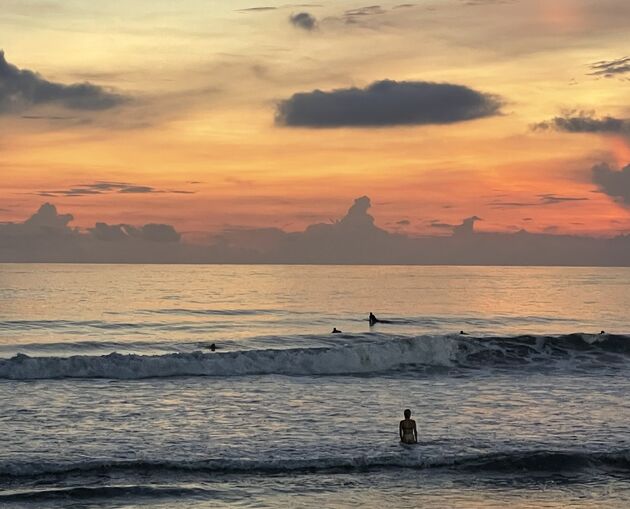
[1,0,629,239]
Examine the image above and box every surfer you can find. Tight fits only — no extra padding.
[399,409,417,444]
[369,312,379,326]
[332,327,342,334]
[209,343,216,352]
[459,330,468,335]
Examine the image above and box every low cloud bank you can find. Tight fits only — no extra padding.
[1,197,629,266]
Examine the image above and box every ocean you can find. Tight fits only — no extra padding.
[1,264,630,508]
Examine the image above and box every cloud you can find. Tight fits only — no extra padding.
[36,181,195,197]
[276,80,502,127]
[90,222,180,242]
[24,203,74,229]
[1,199,630,265]
[588,56,630,78]
[290,12,317,30]
[0,203,188,263]
[0,50,127,115]
[453,216,481,236]
[533,112,630,135]
[236,6,277,12]
[592,163,630,206]
[489,194,589,208]
[539,194,589,205]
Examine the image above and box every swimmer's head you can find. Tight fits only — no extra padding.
[404,409,411,419]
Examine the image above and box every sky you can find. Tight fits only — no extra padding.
[1,0,629,262]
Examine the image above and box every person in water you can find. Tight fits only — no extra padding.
[369,312,379,326]
[399,409,417,444]
[332,327,342,334]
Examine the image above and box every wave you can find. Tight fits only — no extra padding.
[0,485,210,503]
[2,449,629,480]
[0,333,628,380]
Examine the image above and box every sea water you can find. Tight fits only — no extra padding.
[1,264,630,508]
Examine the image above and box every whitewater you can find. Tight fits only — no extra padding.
[2,264,630,508]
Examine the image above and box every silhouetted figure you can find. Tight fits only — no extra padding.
[369,312,379,326]
[600,331,606,335]
[209,343,216,352]
[399,408,417,444]
[459,330,468,335]
[332,328,342,334]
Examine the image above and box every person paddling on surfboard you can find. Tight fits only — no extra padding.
[369,312,379,326]
[399,409,417,444]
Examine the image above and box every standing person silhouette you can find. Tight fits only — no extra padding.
[399,409,417,444]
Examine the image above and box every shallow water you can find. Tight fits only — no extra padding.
[1,264,630,507]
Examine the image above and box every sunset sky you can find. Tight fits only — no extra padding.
[1,0,629,241]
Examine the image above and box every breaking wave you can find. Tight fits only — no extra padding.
[0,333,628,380]
[2,449,630,480]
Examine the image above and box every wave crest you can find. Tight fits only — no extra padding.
[0,333,628,380]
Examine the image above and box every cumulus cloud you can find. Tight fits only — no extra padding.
[276,80,502,127]
[290,12,317,30]
[24,203,73,229]
[0,50,127,115]
[592,163,630,206]
[533,112,630,135]
[0,203,186,262]
[589,56,630,78]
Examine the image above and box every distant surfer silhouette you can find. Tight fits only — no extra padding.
[600,330,606,335]
[459,330,468,335]
[399,409,417,444]
[209,343,216,352]
[369,312,379,326]
[332,328,342,334]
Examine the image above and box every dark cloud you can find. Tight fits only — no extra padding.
[588,56,630,78]
[539,194,589,205]
[489,194,589,208]
[0,50,127,115]
[592,163,630,206]
[36,181,195,197]
[276,80,502,127]
[21,115,77,121]
[290,12,317,30]
[396,219,411,225]
[24,203,73,229]
[236,6,277,12]
[533,112,630,135]
[453,216,481,236]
